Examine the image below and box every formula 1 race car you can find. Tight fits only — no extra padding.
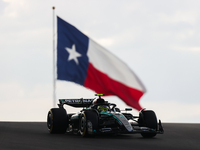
[47,94,164,138]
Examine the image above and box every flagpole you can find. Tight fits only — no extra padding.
[52,6,56,107]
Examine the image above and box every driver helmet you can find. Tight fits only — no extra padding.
[93,98,105,105]
[97,105,109,112]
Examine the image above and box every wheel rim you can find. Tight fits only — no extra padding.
[47,111,53,132]
[87,120,93,134]
[80,115,86,136]
[47,113,52,129]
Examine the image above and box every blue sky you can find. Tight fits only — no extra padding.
[0,0,200,123]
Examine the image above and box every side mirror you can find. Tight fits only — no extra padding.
[115,108,121,112]
[125,108,132,111]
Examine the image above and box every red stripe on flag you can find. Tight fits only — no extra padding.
[84,63,143,111]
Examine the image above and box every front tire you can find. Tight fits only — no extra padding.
[139,110,157,138]
[79,111,98,137]
[47,108,68,134]
[85,111,98,135]
[79,113,87,136]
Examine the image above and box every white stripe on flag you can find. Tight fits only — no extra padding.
[87,39,145,92]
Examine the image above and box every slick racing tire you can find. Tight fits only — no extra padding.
[47,108,68,134]
[79,113,87,137]
[79,111,98,137]
[85,111,98,136]
[139,110,157,138]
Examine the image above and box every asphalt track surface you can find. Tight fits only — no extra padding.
[0,122,200,150]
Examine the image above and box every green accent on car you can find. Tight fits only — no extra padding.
[95,94,104,96]
[99,112,122,124]
[71,115,79,119]
[99,112,112,115]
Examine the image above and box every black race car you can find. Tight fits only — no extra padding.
[47,94,164,138]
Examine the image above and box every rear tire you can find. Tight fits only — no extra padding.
[139,110,157,138]
[47,108,68,134]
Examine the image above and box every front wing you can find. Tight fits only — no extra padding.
[93,112,164,135]
[96,119,164,135]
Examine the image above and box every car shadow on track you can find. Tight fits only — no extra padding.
[62,132,160,140]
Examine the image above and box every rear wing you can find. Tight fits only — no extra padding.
[58,98,95,108]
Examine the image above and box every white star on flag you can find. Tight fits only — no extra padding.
[65,44,82,65]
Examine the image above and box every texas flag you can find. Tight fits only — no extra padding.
[57,16,146,111]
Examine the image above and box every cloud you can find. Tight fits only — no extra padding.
[2,0,29,18]
[159,10,197,25]
[0,82,53,121]
[172,46,200,52]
